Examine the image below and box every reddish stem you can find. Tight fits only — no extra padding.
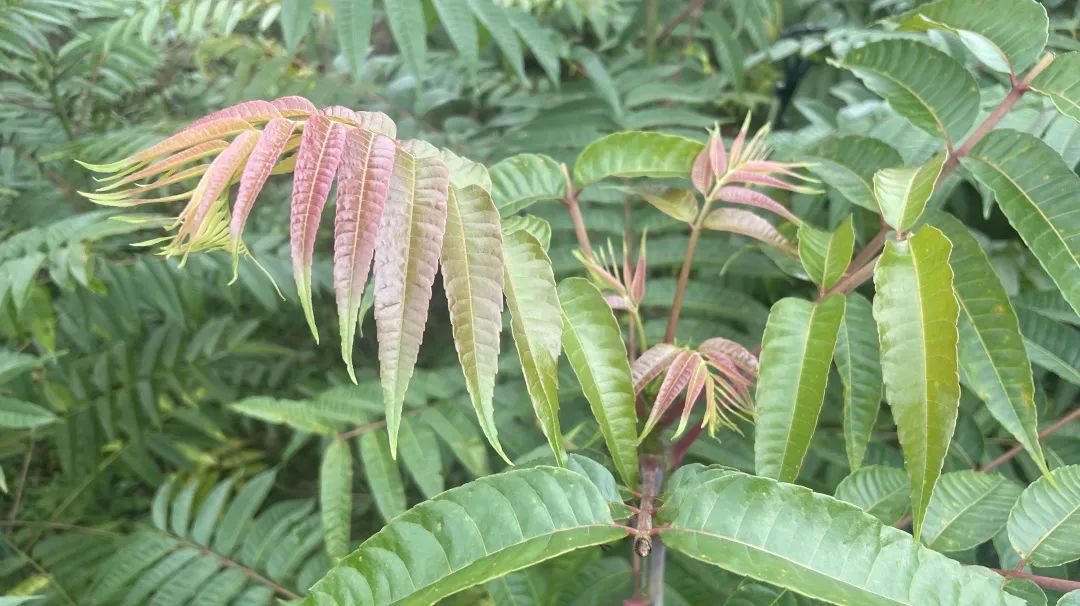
[981,405,1080,473]
[991,568,1080,593]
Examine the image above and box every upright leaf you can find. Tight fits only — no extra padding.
[872,226,960,537]
[962,130,1080,317]
[432,0,479,70]
[373,141,449,456]
[306,467,625,605]
[468,0,526,80]
[896,0,1049,73]
[835,40,980,142]
[573,132,702,189]
[921,471,1022,553]
[1030,53,1080,124]
[321,439,354,560]
[873,154,945,232]
[503,230,564,464]
[291,114,347,341]
[333,128,396,382]
[558,278,638,486]
[384,0,427,79]
[281,0,316,52]
[754,295,846,483]
[833,293,882,471]
[1008,465,1080,567]
[332,0,373,78]
[798,216,855,291]
[358,430,406,522]
[659,470,1024,606]
[805,135,903,212]
[442,185,508,463]
[934,213,1047,476]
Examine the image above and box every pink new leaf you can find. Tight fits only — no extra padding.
[118,117,255,169]
[640,350,698,441]
[632,343,680,393]
[231,118,296,255]
[333,128,395,383]
[728,171,820,194]
[186,100,281,130]
[691,146,713,196]
[716,186,802,225]
[699,337,759,377]
[672,356,709,439]
[290,114,348,341]
[174,130,259,249]
[373,140,449,457]
[98,140,230,192]
[442,185,508,463]
[270,96,318,118]
[703,208,796,255]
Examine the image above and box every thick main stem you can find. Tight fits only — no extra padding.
[991,568,1080,593]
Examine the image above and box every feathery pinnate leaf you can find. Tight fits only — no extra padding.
[373,140,450,457]
[873,226,960,538]
[442,185,508,463]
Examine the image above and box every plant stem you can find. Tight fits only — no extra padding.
[645,0,660,66]
[981,405,1080,473]
[663,224,703,343]
[821,255,879,299]
[562,166,595,261]
[991,568,1080,593]
[168,530,301,599]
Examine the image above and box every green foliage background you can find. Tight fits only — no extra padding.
[2,0,1079,604]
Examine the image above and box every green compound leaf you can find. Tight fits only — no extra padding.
[835,39,980,143]
[558,278,638,487]
[921,471,1022,553]
[962,129,1080,318]
[933,213,1047,477]
[306,466,625,605]
[754,295,846,483]
[873,226,960,538]
[659,470,1024,606]
[798,215,855,291]
[834,293,883,472]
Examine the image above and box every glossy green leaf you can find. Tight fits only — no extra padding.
[0,397,57,429]
[934,213,1047,476]
[280,0,315,52]
[659,470,1023,606]
[398,417,444,499]
[835,40,980,142]
[321,439,354,560]
[873,226,960,537]
[1008,465,1080,567]
[896,0,1048,73]
[873,154,944,232]
[573,132,703,189]
[442,185,509,463]
[834,465,909,525]
[306,466,625,605]
[922,471,1022,552]
[332,0,372,78]
[489,154,566,216]
[385,0,427,79]
[962,130,1080,317]
[754,295,846,483]
[1057,590,1080,606]
[629,186,698,223]
[504,230,565,465]
[501,214,551,251]
[805,135,903,212]
[1005,579,1046,606]
[1017,308,1080,386]
[798,216,854,290]
[1030,53,1080,124]
[833,293,882,472]
[359,430,406,522]
[558,277,638,487]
